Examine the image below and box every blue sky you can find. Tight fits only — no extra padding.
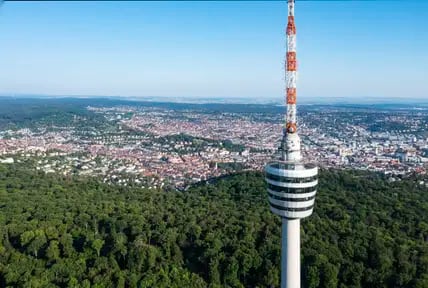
[0,1,427,101]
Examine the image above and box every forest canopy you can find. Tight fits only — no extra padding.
[0,164,427,287]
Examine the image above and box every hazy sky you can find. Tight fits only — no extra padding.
[1,1,427,100]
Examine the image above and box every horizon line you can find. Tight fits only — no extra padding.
[0,94,427,105]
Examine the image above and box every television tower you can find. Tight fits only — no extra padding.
[265,1,318,288]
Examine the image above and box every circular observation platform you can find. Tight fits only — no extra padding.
[265,161,318,219]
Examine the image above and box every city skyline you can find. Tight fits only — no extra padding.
[1,1,427,100]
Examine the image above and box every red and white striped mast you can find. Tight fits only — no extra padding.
[282,0,301,162]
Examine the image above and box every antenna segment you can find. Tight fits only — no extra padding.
[282,0,301,162]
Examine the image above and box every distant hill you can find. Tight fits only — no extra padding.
[1,96,427,131]
[0,164,427,287]
[2,94,428,106]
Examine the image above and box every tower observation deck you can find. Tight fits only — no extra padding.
[265,162,318,219]
[264,1,318,288]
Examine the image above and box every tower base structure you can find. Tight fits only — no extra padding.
[282,218,300,288]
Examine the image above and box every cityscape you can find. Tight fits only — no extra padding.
[0,99,427,190]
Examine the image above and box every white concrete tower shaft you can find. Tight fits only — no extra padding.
[282,218,300,288]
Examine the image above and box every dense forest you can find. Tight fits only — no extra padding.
[0,164,428,287]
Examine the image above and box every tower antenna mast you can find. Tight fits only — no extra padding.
[282,0,300,162]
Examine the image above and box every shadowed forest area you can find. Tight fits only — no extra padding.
[0,164,427,287]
